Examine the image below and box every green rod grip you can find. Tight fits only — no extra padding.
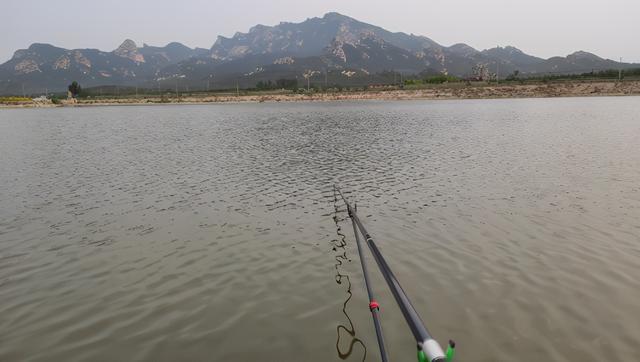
[418,350,427,362]
[446,340,456,361]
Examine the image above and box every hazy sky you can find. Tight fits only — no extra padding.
[1,0,638,63]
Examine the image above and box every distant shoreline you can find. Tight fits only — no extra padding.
[2,80,639,109]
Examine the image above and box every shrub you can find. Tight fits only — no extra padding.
[425,75,460,84]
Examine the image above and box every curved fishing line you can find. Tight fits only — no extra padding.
[332,186,367,361]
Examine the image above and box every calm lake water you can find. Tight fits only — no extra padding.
[1,98,639,362]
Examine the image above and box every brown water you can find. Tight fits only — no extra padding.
[1,97,639,362]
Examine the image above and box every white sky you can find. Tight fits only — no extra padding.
[1,0,637,63]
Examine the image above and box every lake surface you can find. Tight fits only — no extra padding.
[1,97,639,362]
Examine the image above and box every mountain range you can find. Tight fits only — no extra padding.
[1,12,636,95]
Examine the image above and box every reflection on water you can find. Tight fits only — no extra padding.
[1,97,640,362]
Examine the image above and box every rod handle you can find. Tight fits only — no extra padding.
[417,340,455,362]
[446,340,455,361]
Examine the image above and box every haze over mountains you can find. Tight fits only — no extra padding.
[0,12,635,95]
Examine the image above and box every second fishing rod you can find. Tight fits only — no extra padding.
[335,185,455,362]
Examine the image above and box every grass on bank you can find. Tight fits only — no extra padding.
[0,97,32,104]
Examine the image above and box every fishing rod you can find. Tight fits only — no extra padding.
[335,185,455,362]
[337,186,389,362]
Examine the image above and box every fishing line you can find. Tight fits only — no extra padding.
[332,186,367,361]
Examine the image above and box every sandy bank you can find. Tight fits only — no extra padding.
[2,81,639,109]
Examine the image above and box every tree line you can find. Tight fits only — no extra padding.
[255,79,298,91]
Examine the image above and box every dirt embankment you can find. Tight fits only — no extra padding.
[2,81,640,108]
[77,81,640,105]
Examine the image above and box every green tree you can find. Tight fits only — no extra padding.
[506,70,520,81]
[68,81,82,98]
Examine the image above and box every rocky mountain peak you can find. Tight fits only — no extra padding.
[113,39,145,63]
[567,51,602,61]
[9,43,66,63]
[503,46,523,53]
[322,12,353,22]
[12,49,28,60]
[115,39,137,53]
[448,43,479,57]
[249,24,269,33]
[487,46,526,56]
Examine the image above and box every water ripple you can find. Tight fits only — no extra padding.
[0,98,639,361]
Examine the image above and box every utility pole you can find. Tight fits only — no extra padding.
[307,76,310,92]
[619,57,623,82]
[496,62,500,84]
[175,79,179,98]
